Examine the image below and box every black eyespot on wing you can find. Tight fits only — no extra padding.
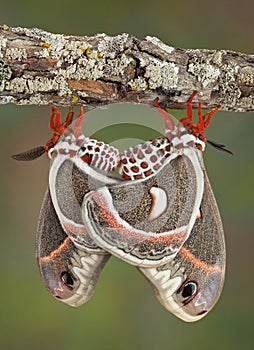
[177,280,198,305]
[12,146,45,161]
[61,271,74,289]
[181,281,197,298]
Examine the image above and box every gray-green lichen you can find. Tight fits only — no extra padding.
[16,30,135,84]
[128,76,149,91]
[218,62,241,107]
[13,27,67,54]
[130,50,179,91]
[0,95,14,104]
[4,75,72,98]
[97,33,130,56]
[0,36,7,58]
[0,60,12,82]
[36,47,51,58]
[5,47,27,60]
[238,66,254,85]
[145,36,174,55]
[19,93,54,105]
[187,52,221,88]
[0,29,136,99]
[188,61,220,87]
[145,59,179,90]
[58,51,134,83]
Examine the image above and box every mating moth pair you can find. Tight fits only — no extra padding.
[13,92,226,322]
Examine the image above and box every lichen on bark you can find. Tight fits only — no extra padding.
[0,25,253,111]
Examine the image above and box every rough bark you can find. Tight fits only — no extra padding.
[0,24,253,111]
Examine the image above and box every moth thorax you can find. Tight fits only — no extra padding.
[77,139,119,172]
[118,138,171,180]
[48,134,81,159]
[171,133,206,152]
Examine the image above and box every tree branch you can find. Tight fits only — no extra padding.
[0,24,253,111]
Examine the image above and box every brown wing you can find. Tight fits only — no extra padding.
[36,189,110,306]
[83,150,204,267]
[139,164,226,322]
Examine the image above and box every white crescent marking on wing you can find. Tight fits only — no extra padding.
[148,187,168,222]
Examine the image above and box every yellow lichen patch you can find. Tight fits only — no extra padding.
[131,86,137,91]
[96,53,103,59]
[72,96,79,103]
[39,41,51,49]
[64,94,79,104]
[79,47,87,53]
[86,48,93,55]
[2,24,9,31]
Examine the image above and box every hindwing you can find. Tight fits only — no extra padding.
[138,162,226,322]
[36,189,110,306]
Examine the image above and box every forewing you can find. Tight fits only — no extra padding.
[49,156,119,251]
[83,149,204,267]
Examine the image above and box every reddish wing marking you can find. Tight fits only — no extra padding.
[39,237,72,263]
[90,190,188,245]
[179,247,222,274]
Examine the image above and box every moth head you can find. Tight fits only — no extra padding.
[179,99,221,152]
[173,271,224,322]
[155,92,222,153]
[12,105,76,161]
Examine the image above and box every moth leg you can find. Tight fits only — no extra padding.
[179,91,198,125]
[73,106,85,138]
[201,105,221,129]
[63,106,74,128]
[49,105,74,135]
[45,106,75,153]
[49,105,61,132]
[154,98,175,131]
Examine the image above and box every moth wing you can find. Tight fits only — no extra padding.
[83,149,204,267]
[36,189,110,306]
[49,155,119,251]
[138,167,226,322]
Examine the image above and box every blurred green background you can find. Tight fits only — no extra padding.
[1,0,254,349]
